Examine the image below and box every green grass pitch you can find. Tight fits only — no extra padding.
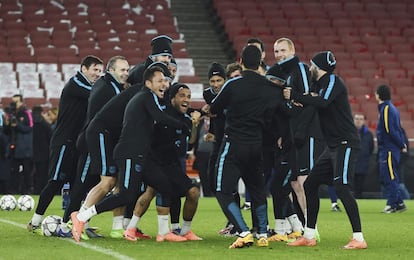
[1,196,413,260]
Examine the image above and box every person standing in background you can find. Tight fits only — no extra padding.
[353,113,374,199]
[225,62,242,79]
[204,62,241,236]
[192,115,214,197]
[375,84,407,213]
[247,37,268,75]
[45,107,58,131]
[3,94,33,194]
[203,62,227,195]
[397,127,410,199]
[31,106,53,194]
[168,58,178,82]
[0,110,11,194]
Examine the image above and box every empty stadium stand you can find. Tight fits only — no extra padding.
[213,0,414,138]
[0,0,202,109]
[1,0,413,141]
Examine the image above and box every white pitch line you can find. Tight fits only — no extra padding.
[0,218,136,260]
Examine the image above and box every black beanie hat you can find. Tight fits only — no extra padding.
[151,35,173,57]
[208,62,226,79]
[170,58,177,68]
[241,45,261,70]
[169,82,190,100]
[311,51,336,73]
[266,64,287,83]
[147,61,172,81]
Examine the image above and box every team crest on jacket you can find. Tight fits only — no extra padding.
[109,166,117,174]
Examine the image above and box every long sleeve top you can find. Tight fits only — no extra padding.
[376,100,406,151]
[292,73,360,148]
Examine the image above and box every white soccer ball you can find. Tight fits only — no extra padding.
[41,215,62,237]
[17,195,35,211]
[0,195,17,211]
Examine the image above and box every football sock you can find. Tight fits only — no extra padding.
[275,219,286,234]
[79,204,88,213]
[77,205,97,222]
[60,222,70,233]
[180,220,192,235]
[353,232,364,242]
[123,217,131,229]
[171,223,180,230]
[127,215,140,230]
[303,227,316,240]
[239,231,250,237]
[31,214,43,226]
[158,215,170,235]
[112,216,124,230]
[288,214,304,232]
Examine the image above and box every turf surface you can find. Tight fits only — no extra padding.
[0,196,412,260]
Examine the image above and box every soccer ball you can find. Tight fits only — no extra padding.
[41,215,62,237]
[0,195,17,211]
[17,195,35,211]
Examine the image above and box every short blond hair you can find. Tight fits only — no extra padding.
[274,37,295,53]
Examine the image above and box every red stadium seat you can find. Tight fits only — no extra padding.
[396,86,414,98]
[360,35,383,46]
[346,77,368,88]
[48,97,60,108]
[354,18,375,28]
[401,120,414,130]
[344,42,368,53]
[178,75,201,84]
[399,110,413,121]
[246,18,267,29]
[350,102,361,113]
[323,43,346,53]
[384,35,406,46]
[403,28,414,38]
[367,43,390,53]
[367,77,390,88]
[344,2,364,12]
[383,68,407,79]
[373,53,397,63]
[24,97,47,108]
[390,78,412,87]
[355,60,377,71]
[334,52,352,63]
[338,68,362,78]
[335,59,355,71]
[381,61,402,70]
[349,85,372,97]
